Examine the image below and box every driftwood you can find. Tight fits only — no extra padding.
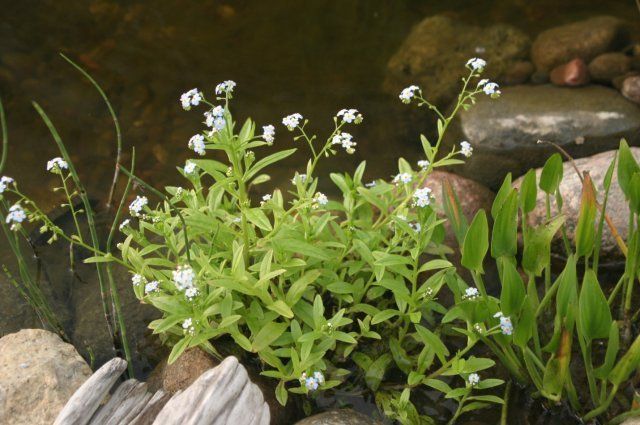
[55,356,270,425]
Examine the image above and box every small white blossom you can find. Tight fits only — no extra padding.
[483,82,500,96]
[145,281,159,294]
[500,316,513,335]
[184,161,197,174]
[132,274,145,287]
[262,125,275,144]
[215,80,236,95]
[182,318,195,335]
[466,58,487,72]
[291,173,307,185]
[185,287,199,300]
[173,265,196,291]
[468,373,480,386]
[460,141,473,158]
[337,108,363,124]
[474,323,484,333]
[188,134,206,156]
[331,132,356,154]
[119,219,130,231]
[0,176,14,193]
[260,193,272,206]
[393,173,412,185]
[464,287,479,299]
[205,106,226,130]
[399,85,420,104]
[313,371,325,385]
[6,204,26,231]
[312,192,328,208]
[412,187,433,208]
[129,196,148,217]
[46,157,68,173]
[180,88,202,110]
[305,377,319,391]
[417,160,430,170]
[282,113,303,131]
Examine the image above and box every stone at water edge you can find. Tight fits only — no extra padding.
[549,58,590,87]
[531,16,629,73]
[294,409,382,425]
[621,75,640,104]
[445,84,640,189]
[0,329,92,425]
[385,15,530,108]
[589,52,632,84]
[513,148,640,266]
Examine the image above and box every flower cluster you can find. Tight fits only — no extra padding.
[464,287,480,300]
[481,81,500,97]
[145,281,160,294]
[180,88,202,110]
[182,317,195,335]
[188,134,206,156]
[393,172,412,185]
[46,157,68,174]
[466,57,486,72]
[0,176,14,193]
[494,312,513,335]
[336,108,363,124]
[129,196,148,217]
[282,113,303,131]
[184,161,197,175]
[312,192,328,209]
[417,160,430,170]
[399,85,420,104]
[300,371,325,392]
[412,187,433,208]
[260,193,271,206]
[215,80,236,96]
[119,219,130,231]
[131,273,145,287]
[331,132,356,154]
[205,106,226,131]
[173,265,198,300]
[468,373,480,386]
[262,125,275,144]
[291,173,307,185]
[6,204,26,231]
[460,141,473,158]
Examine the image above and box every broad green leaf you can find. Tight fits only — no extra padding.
[491,190,518,259]
[578,270,612,341]
[575,174,597,258]
[415,325,450,363]
[267,301,294,319]
[617,139,640,200]
[286,270,321,305]
[168,336,192,364]
[365,353,392,391]
[251,321,288,352]
[594,321,619,379]
[539,153,563,194]
[372,309,399,325]
[245,149,297,181]
[522,215,565,276]
[499,258,526,316]
[610,333,640,385]
[519,169,538,214]
[245,208,272,231]
[491,173,513,219]
[461,210,488,273]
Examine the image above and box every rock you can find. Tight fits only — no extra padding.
[153,356,270,425]
[621,75,640,104]
[514,148,640,265]
[549,59,590,87]
[531,16,629,72]
[385,15,530,107]
[447,85,640,188]
[621,418,640,425]
[0,329,92,425]
[589,52,631,83]
[503,61,534,85]
[294,409,381,425]
[147,347,219,394]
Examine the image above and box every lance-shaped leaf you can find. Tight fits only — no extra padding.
[539,153,564,194]
[522,215,565,276]
[575,173,597,258]
[617,139,640,200]
[492,173,513,219]
[519,169,538,214]
[499,257,525,316]
[578,270,612,341]
[462,210,489,273]
[542,327,572,399]
[442,178,468,247]
[610,333,640,386]
[491,190,518,259]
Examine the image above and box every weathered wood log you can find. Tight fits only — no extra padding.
[152,356,270,425]
[54,357,128,425]
[89,379,151,425]
[129,390,172,425]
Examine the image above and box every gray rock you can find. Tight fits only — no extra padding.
[0,329,92,425]
[513,148,640,265]
[153,356,270,425]
[447,85,640,188]
[531,16,629,73]
[589,52,631,84]
[385,15,530,107]
[295,409,381,425]
[622,75,640,104]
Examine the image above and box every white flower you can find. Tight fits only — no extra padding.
[6,204,26,231]
[417,160,430,170]
[312,192,328,208]
[119,219,130,231]
[483,82,501,96]
[260,193,272,206]
[337,108,363,124]
[460,141,473,158]
[464,287,479,299]
[291,173,307,185]
[145,281,159,294]
[331,132,356,154]
[282,113,303,131]
[0,176,14,193]
[129,196,148,217]
[313,371,325,384]
[46,157,68,173]
[215,80,236,95]
[131,274,145,287]
[412,187,432,208]
[173,265,196,291]
[365,181,376,188]
[185,287,199,300]
[468,373,480,386]
[499,315,513,335]
[305,377,319,391]
[466,58,486,72]
[262,125,275,144]
[399,85,420,103]
[393,173,412,185]
[188,134,206,156]
[205,106,226,130]
[184,161,197,174]
[182,318,195,335]
[180,88,202,110]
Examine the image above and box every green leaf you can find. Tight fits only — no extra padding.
[522,215,565,276]
[499,258,526,316]
[610,333,640,385]
[267,301,294,319]
[491,190,518,259]
[491,173,513,219]
[365,353,392,391]
[441,178,468,246]
[272,239,330,261]
[519,169,538,214]
[168,336,192,364]
[275,380,288,406]
[617,139,640,201]
[578,270,612,341]
[415,325,450,363]
[245,208,272,231]
[251,321,288,352]
[539,154,564,194]
[462,210,488,273]
[245,148,296,181]
[575,174,597,258]
[286,270,321,305]
[594,321,620,379]
[371,309,399,325]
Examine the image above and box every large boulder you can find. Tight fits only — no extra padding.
[513,148,640,266]
[446,85,640,188]
[0,329,92,425]
[385,15,530,107]
[531,16,629,73]
[295,409,381,425]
